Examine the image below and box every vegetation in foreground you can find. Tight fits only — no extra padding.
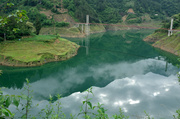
[0,35,80,67]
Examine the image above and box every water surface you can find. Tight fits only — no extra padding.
[0,30,180,118]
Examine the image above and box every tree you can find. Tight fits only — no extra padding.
[35,16,41,35]
[0,3,28,41]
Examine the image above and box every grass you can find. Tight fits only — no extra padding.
[21,35,57,41]
[149,31,180,55]
[0,35,79,64]
[90,25,106,32]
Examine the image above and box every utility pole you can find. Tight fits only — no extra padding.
[168,18,173,36]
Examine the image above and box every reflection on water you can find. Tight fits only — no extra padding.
[0,30,180,118]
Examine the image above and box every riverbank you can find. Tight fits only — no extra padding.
[144,31,180,56]
[0,35,80,67]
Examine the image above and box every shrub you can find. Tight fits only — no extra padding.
[55,22,70,27]
[126,14,137,20]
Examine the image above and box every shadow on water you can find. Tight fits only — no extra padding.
[0,29,179,99]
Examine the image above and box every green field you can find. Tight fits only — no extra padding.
[0,35,79,66]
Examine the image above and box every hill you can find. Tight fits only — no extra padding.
[144,13,180,56]
[1,0,180,23]
[0,0,180,40]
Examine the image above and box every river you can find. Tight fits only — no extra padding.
[0,30,180,118]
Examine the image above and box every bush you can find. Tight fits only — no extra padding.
[51,8,60,14]
[126,18,142,24]
[55,22,70,27]
[41,0,54,9]
[42,19,53,26]
[126,14,137,20]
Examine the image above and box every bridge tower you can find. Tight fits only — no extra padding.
[85,15,90,55]
[168,18,174,36]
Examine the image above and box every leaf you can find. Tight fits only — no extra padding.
[87,101,92,109]
[4,111,9,117]
[13,97,20,107]
[5,97,11,108]
[83,101,86,104]
[26,78,29,84]
[97,109,102,114]
[5,108,13,116]
[0,90,3,94]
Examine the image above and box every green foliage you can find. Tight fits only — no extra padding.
[126,14,137,20]
[126,17,142,24]
[93,103,109,119]
[39,94,66,119]
[78,87,129,119]
[113,108,129,119]
[19,78,34,119]
[42,19,53,26]
[158,13,180,31]
[41,0,54,9]
[0,3,29,41]
[56,34,61,39]
[35,16,42,35]
[0,0,180,26]
[144,111,154,119]
[173,109,180,119]
[0,72,20,118]
[172,13,180,29]
[0,93,20,119]
[56,22,70,27]
[79,87,94,118]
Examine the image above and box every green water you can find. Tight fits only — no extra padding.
[0,30,180,118]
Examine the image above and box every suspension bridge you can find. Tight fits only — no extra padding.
[75,15,180,36]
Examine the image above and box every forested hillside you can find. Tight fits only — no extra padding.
[0,0,180,40]
[63,0,180,23]
[1,0,180,23]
